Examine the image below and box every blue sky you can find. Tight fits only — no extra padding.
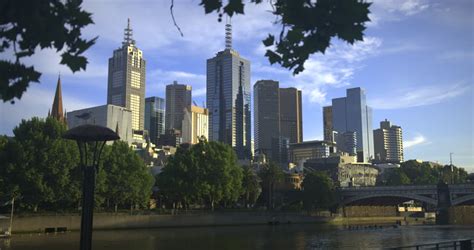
[1,0,473,171]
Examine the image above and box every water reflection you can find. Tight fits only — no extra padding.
[1,225,473,250]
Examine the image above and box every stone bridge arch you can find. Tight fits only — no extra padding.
[451,194,474,206]
[341,193,438,206]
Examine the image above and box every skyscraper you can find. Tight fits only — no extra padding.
[145,97,165,145]
[279,87,303,144]
[49,75,65,124]
[374,119,404,163]
[107,19,146,131]
[182,105,209,144]
[207,21,251,159]
[331,87,374,162]
[165,81,192,132]
[323,106,334,142]
[254,80,280,158]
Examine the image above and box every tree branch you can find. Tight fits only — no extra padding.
[170,0,184,37]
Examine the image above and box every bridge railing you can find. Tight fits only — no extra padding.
[388,239,472,250]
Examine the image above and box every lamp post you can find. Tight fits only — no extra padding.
[63,125,119,250]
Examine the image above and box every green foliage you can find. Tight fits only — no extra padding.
[382,160,469,186]
[241,165,261,208]
[302,171,335,211]
[0,0,96,103]
[156,138,244,210]
[0,117,80,211]
[385,168,411,186]
[101,141,154,210]
[258,162,284,209]
[198,0,371,74]
[0,117,154,212]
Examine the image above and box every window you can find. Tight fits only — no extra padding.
[131,71,141,88]
[130,94,140,130]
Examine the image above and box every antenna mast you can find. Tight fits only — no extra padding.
[225,16,232,50]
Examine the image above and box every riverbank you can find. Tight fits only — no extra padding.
[0,211,427,234]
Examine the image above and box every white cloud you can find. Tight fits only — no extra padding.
[437,50,474,62]
[370,83,471,109]
[404,134,428,149]
[369,0,430,26]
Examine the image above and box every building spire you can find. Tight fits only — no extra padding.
[225,16,232,50]
[51,74,65,123]
[123,18,135,46]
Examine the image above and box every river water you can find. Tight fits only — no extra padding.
[1,225,473,249]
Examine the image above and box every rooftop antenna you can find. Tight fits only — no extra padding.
[123,18,135,46]
[225,16,232,50]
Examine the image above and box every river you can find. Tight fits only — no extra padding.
[1,224,473,249]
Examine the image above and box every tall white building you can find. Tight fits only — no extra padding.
[374,119,404,163]
[182,105,209,144]
[107,19,146,132]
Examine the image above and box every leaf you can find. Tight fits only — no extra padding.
[200,0,222,14]
[60,53,87,72]
[265,50,281,65]
[224,0,245,16]
[262,34,274,47]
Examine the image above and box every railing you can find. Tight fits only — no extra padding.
[388,239,473,250]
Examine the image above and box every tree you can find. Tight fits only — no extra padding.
[258,162,284,209]
[301,171,335,211]
[241,165,261,208]
[197,0,371,74]
[0,0,96,103]
[385,168,411,186]
[156,138,243,210]
[101,141,154,211]
[0,117,81,211]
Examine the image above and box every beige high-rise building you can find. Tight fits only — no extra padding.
[107,19,146,132]
[279,87,303,144]
[182,105,209,144]
[373,119,403,163]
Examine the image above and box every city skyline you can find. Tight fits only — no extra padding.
[0,0,472,170]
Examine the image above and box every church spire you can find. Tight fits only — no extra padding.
[225,17,232,50]
[51,74,65,123]
[123,18,135,46]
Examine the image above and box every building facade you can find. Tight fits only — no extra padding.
[279,87,303,144]
[182,105,209,144]
[206,22,251,159]
[323,106,334,143]
[331,87,374,162]
[289,140,335,164]
[373,119,404,163]
[145,97,165,145]
[107,19,146,131]
[304,156,378,187]
[254,80,280,158]
[67,104,133,144]
[165,81,192,132]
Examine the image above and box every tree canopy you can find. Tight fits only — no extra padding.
[0,117,154,212]
[301,171,335,211]
[156,138,244,210]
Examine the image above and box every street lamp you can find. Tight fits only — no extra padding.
[63,124,119,250]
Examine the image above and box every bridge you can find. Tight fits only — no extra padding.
[339,183,474,207]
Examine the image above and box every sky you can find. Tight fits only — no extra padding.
[0,0,473,171]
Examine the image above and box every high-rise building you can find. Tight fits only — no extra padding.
[107,19,146,131]
[67,104,133,145]
[165,81,192,132]
[182,105,209,144]
[373,119,403,163]
[145,97,165,145]
[279,87,303,144]
[331,87,374,162]
[49,75,65,124]
[323,106,334,142]
[254,80,280,158]
[207,21,251,159]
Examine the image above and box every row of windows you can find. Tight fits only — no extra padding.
[131,71,141,88]
[130,94,140,130]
